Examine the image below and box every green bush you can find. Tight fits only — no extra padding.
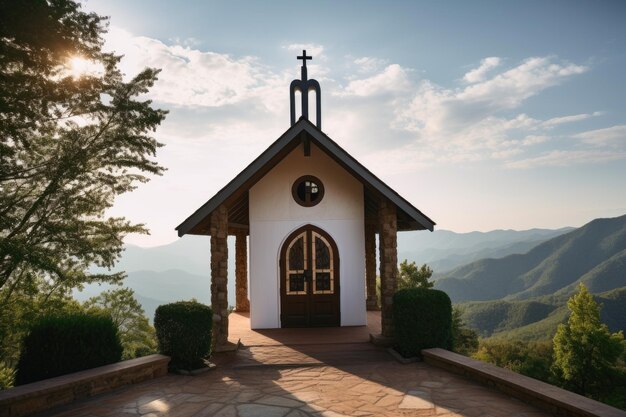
[154,301,212,370]
[393,288,453,358]
[0,363,15,390]
[15,313,122,385]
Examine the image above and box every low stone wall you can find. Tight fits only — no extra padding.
[0,354,170,417]
[422,348,626,417]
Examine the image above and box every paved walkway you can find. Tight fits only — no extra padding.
[46,313,550,417]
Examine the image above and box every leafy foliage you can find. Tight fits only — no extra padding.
[154,301,212,370]
[0,363,15,390]
[393,288,452,358]
[398,260,433,290]
[15,313,122,385]
[552,284,624,397]
[473,339,555,384]
[0,0,164,383]
[0,284,82,386]
[83,288,157,359]
[451,306,479,356]
[0,0,166,300]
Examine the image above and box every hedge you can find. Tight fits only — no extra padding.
[154,301,212,370]
[15,313,122,385]
[393,288,453,358]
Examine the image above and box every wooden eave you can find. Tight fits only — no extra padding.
[175,118,435,237]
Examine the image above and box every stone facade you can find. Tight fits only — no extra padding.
[235,231,250,312]
[378,199,397,338]
[210,204,229,348]
[365,223,378,311]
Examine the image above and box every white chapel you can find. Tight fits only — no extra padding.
[176,51,435,350]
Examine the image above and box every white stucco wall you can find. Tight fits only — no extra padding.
[249,142,366,329]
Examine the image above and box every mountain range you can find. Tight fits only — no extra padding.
[398,227,572,273]
[74,225,573,322]
[74,214,626,340]
[435,214,626,302]
[434,214,626,340]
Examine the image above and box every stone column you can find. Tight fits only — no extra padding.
[378,199,398,338]
[210,204,229,349]
[365,223,378,311]
[235,231,250,312]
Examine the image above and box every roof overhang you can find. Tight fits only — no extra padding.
[176,118,435,236]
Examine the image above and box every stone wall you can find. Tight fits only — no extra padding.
[0,355,170,417]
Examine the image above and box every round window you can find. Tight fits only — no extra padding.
[292,175,324,207]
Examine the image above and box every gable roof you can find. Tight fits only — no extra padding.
[176,118,435,236]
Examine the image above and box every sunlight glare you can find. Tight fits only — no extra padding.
[68,56,104,78]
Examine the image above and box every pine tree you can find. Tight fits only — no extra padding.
[552,284,624,397]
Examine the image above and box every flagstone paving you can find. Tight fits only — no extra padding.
[43,313,551,417]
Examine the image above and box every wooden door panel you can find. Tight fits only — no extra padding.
[280,225,340,328]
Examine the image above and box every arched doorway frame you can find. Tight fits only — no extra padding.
[279,224,340,327]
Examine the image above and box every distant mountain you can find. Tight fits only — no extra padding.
[74,269,214,322]
[99,235,213,277]
[398,227,572,273]
[459,286,626,341]
[73,221,581,323]
[435,215,626,303]
[75,235,236,321]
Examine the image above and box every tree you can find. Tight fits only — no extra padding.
[0,285,82,388]
[83,288,157,359]
[398,260,434,290]
[552,284,625,397]
[473,339,554,384]
[0,0,166,299]
[451,306,479,356]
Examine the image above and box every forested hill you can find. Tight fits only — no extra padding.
[458,285,626,340]
[435,214,626,303]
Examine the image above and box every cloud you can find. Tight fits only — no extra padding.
[99,32,620,171]
[463,57,501,83]
[353,56,389,74]
[456,57,587,109]
[573,125,626,146]
[506,150,626,169]
[387,57,591,165]
[335,64,411,97]
[105,27,289,110]
[542,112,601,127]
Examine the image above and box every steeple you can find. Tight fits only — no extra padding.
[290,50,321,129]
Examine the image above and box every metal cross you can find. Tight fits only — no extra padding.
[297,50,312,67]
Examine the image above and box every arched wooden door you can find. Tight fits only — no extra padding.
[280,225,340,327]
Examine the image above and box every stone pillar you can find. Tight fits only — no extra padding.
[235,231,250,312]
[378,199,397,338]
[365,223,378,311]
[210,204,229,349]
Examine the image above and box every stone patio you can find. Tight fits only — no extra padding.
[43,312,551,417]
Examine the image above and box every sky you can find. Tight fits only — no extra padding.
[80,0,626,247]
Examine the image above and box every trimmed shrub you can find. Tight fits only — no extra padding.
[15,313,122,385]
[393,288,453,358]
[154,301,212,370]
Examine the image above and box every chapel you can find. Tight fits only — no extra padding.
[176,51,435,350]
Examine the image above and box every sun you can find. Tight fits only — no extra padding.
[68,56,103,78]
